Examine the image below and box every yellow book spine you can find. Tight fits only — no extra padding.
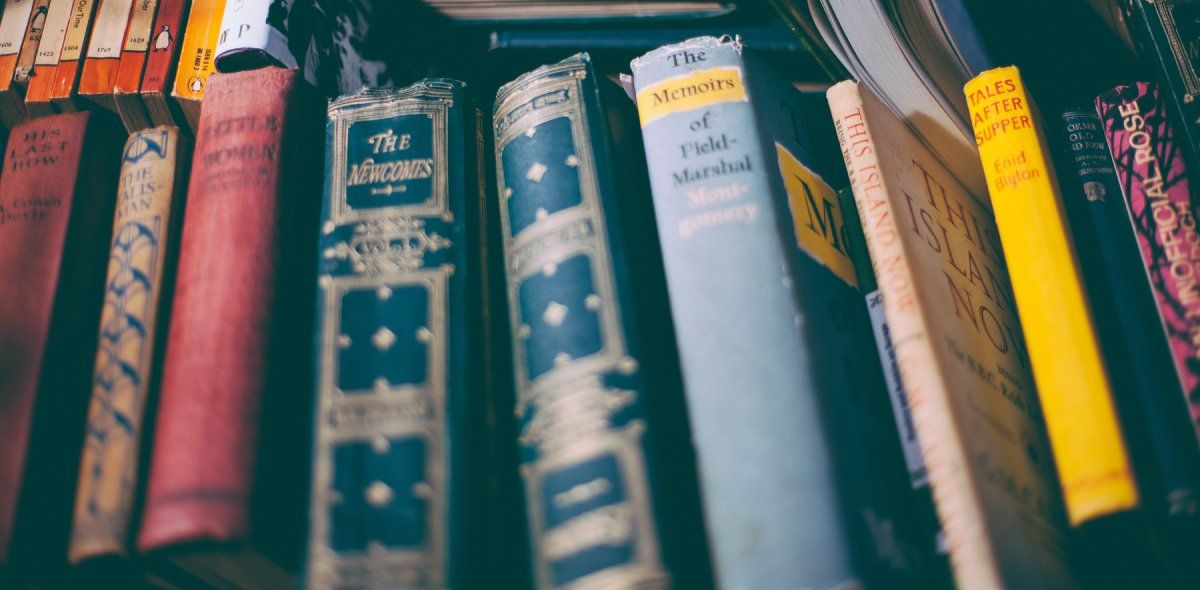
[965,66,1138,525]
[170,0,224,102]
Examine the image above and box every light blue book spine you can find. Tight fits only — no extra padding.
[630,36,856,589]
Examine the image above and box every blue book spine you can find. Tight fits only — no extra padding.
[492,53,708,589]
[1059,108,1200,519]
[306,80,481,589]
[630,36,924,589]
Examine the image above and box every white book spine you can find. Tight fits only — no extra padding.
[214,0,295,68]
[85,0,134,59]
[34,0,73,65]
[0,0,35,56]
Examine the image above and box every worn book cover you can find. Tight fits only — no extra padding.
[966,66,1139,526]
[21,0,70,117]
[0,0,36,126]
[76,0,135,110]
[495,53,710,589]
[306,80,485,590]
[0,112,121,579]
[69,126,188,564]
[631,37,933,589]
[829,80,1075,589]
[110,0,159,131]
[138,67,320,588]
[169,0,223,129]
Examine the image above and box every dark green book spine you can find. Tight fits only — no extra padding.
[492,53,708,589]
[306,79,483,589]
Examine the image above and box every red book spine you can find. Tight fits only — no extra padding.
[139,0,185,94]
[0,112,120,565]
[137,67,301,551]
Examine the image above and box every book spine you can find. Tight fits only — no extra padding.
[1096,84,1200,478]
[133,0,182,129]
[169,0,224,129]
[69,125,186,563]
[966,66,1138,525]
[77,0,133,102]
[115,0,155,79]
[12,0,51,85]
[493,55,673,589]
[838,187,927,488]
[828,81,1006,590]
[630,37,858,589]
[214,0,294,70]
[111,0,158,131]
[21,0,69,115]
[137,67,300,551]
[112,0,155,91]
[0,0,34,125]
[1128,1,1200,177]
[47,0,98,106]
[0,112,95,561]
[138,0,179,93]
[305,81,479,590]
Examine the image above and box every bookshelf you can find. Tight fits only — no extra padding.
[0,1,1198,589]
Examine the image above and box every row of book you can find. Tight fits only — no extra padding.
[5,22,1200,590]
[0,0,389,134]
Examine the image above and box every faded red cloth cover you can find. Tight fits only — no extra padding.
[0,112,120,565]
[138,68,302,551]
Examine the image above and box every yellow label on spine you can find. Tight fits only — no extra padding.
[776,142,856,287]
[635,66,746,126]
[965,66,1138,525]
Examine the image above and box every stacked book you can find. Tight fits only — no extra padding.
[5,1,1200,589]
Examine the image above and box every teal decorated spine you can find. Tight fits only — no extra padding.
[305,80,484,589]
[630,36,929,589]
[492,54,709,589]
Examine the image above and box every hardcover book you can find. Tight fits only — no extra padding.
[630,36,930,589]
[966,66,1139,526]
[0,0,35,126]
[494,53,710,589]
[828,79,1075,589]
[0,112,121,576]
[1095,83,1200,507]
[131,0,185,129]
[76,0,135,111]
[169,0,223,130]
[69,125,188,564]
[22,0,71,117]
[305,80,486,590]
[110,0,159,131]
[137,67,320,588]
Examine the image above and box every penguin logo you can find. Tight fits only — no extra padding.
[153,26,172,51]
[188,76,203,94]
[29,6,47,32]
